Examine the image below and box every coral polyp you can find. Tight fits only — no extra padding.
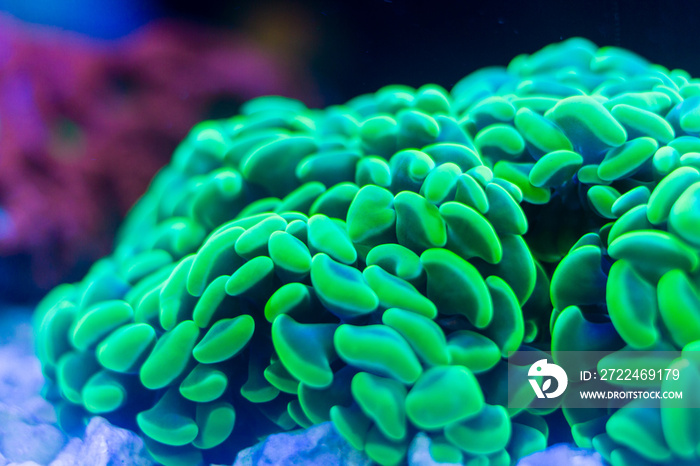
[35,37,700,465]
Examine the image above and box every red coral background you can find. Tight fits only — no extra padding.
[0,14,319,297]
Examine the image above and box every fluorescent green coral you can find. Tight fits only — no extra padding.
[34,37,700,466]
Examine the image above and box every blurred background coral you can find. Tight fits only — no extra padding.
[0,0,324,300]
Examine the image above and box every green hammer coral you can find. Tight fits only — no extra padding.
[34,36,700,466]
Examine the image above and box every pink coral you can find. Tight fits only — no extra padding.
[0,14,318,289]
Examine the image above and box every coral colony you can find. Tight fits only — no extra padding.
[34,38,700,465]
